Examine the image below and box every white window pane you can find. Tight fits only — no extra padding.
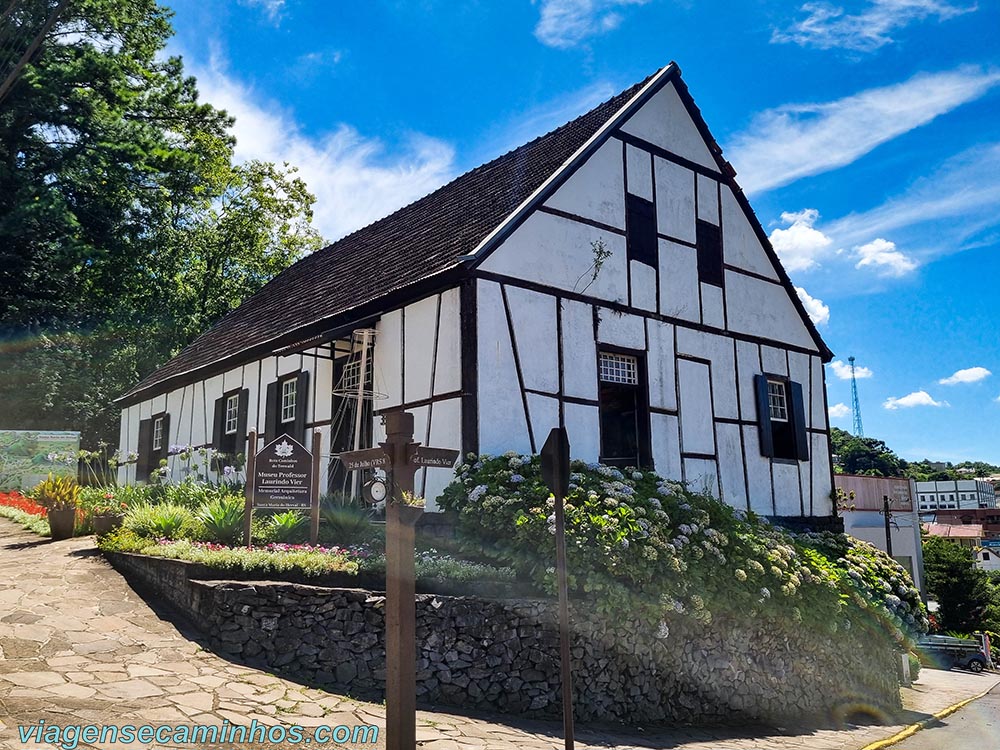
[281,379,297,423]
[225,394,239,435]
[767,380,788,422]
[599,352,638,385]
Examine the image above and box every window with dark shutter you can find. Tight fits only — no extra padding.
[213,390,250,466]
[626,193,657,267]
[136,418,152,480]
[754,374,808,461]
[266,372,310,444]
[598,350,652,468]
[696,220,723,287]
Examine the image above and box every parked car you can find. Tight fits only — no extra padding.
[916,635,988,673]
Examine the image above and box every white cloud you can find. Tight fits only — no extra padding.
[191,56,456,241]
[728,66,1000,194]
[769,209,834,271]
[240,0,285,23]
[939,366,992,385]
[828,403,851,419]
[773,0,975,52]
[794,286,830,326]
[534,0,649,49]
[830,360,873,379]
[853,238,918,276]
[826,143,1000,252]
[883,390,948,409]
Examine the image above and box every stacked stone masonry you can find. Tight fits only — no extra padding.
[108,552,901,725]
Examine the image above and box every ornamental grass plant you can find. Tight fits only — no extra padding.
[438,453,928,645]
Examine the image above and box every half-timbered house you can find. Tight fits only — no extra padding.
[116,63,837,521]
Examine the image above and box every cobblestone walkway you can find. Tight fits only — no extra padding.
[1,518,998,750]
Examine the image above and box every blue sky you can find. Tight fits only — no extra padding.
[164,0,1000,465]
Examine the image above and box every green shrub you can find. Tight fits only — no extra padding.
[908,651,921,681]
[439,452,929,642]
[320,504,378,546]
[195,495,246,545]
[0,506,50,536]
[268,510,308,543]
[124,502,196,540]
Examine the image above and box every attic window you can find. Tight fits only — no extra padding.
[696,219,723,287]
[625,193,657,268]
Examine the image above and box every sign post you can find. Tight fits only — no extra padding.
[247,432,315,547]
[310,430,322,545]
[335,410,459,750]
[540,427,574,750]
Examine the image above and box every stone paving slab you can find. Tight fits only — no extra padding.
[1,518,997,750]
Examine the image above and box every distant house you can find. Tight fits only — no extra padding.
[923,522,983,549]
[916,480,998,511]
[115,63,836,521]
[835,474,925,596]
[927,508,1000,540]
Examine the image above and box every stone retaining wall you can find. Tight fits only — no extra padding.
[107,552,901,726]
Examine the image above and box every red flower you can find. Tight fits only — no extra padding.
[0,491,48,518]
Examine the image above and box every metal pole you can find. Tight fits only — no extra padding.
[310,429,321,545]
[244,431,256,548]
[384,411,417,750]
[554,487,575,750]
[883,495,893,558]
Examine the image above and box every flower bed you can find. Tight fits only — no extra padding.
[0,490,50,536]
[439,453,928,645]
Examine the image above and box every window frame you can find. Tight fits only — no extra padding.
[224,393,240,435]
[152,416,164,452]
[754,373,808,463]
[280,378,297,424]
[596,346,652,469]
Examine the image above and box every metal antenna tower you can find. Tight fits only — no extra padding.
[849,356,864,437]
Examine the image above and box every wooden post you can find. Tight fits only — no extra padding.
[882,495,894,558]
[384,411,418,750]
[310,429,322,545]
[244,430,256,548]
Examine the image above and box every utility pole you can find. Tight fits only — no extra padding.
[880,495,894,558]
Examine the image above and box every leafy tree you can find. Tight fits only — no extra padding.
[0,0,322,447]
[923,536,993,633]
[830,427,905,477]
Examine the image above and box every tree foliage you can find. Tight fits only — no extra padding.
[922,535,994,633]
[0,0,323,446]
[830,427,905,477]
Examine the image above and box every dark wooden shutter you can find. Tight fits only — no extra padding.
[625,193,657,267]
[789,381,809,461]
[264,381,278,445]
[212,397,226,450]
[136,419,152,480]
[158,413,171,464]
[236,389,249,458]
[754,375,774,458]
[293,370,310,442]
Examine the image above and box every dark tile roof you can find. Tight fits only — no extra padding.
[121,72,659,402]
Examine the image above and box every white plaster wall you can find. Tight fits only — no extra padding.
[625,144,652,201]
[477,280,532,456]
[434,288,462,396]
[545,139,625,230]
[650,413,682,480]
[311,353,333,426]
[658,239,699,323]
[685,457,719,496]
[736,341,761,420]
[743,425,774,515]
[596,308,645,350]
[480,212,628,305]
[646,320,676,411]
[675,329,738,420]
[725,271,818,351]
[375,310,403,409]
[404,295,438,404]
[560,299,598,401]
[700,283,725,329]
[677,359,715,456]
[810,434,833,515]
[653,158,695,244]
[526,393,560,450]
[812,357,826,429]
[243,360,262,433]
[506,286,559,394]
[189,381,209,450]
[618,81,718,170]
[716,422,747,510]
[630,261,657,312]
[721,187,778,281]
[773,462,803,516]
[697,175,719,224]
[563,402,600,463]
[277,354,300,378]
[761,346,788,377]
[423,397,463,511]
